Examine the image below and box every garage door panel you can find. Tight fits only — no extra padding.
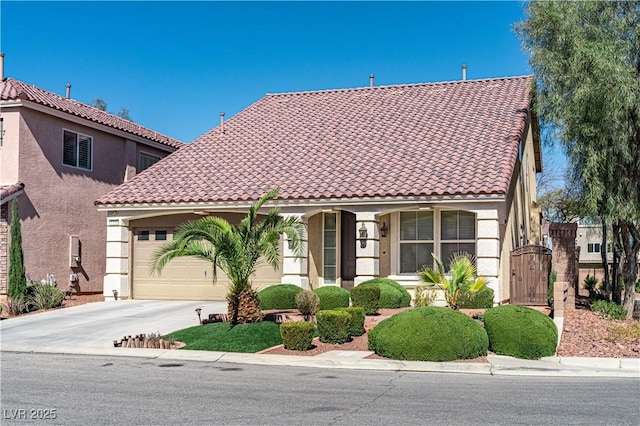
[132,227,282,300]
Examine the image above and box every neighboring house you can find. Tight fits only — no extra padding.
[576,224,611,285]
[96,76,541,303]
[0,76,183,297]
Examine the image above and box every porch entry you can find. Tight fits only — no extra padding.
[510,245,552,305]
[340,211,356,290]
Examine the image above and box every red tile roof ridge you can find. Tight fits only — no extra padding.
[265,74,533,97]
[0,78,184,149]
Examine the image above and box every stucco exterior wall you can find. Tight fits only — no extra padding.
[306,213,322,289]
[2,107,173,294]
[499,120,540,303]
[0,109,21,184]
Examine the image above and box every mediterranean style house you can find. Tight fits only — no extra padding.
[0,74,183,297]
[96,75,542,303]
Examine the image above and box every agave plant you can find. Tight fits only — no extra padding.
[418,252,487,310]
[151,189,306,325]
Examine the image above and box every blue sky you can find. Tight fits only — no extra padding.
[1,1,534,141]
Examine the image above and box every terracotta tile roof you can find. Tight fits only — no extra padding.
[0,78,183,149]
[0,182,25,204]
[96,76,534,206]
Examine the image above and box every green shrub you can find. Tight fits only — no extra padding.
[359,278,411,308]
[316,310,351,344]
[280,321,315,351]
[483,305,557,360]
[337,307,366,336]
[30,284,65,310]
[351,284,381,315]
[257,284,302,310]
[314,286,350,310]
[591,300,627,320]
[295,290,320,320]
[368,307,488,361]
[458,287,495,309]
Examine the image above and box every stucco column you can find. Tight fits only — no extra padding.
[281,213,309,289]
[103,217,129,301]
[550,223,578,315]
[476,209,501,304]
[354,212,379,286]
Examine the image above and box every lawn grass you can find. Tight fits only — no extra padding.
[165,321,283,353]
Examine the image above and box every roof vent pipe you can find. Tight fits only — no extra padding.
[0,53,4,80]
[220,112,225,134]
[65,83,71,99]
[369,74,375,87]
[462,64,467,81]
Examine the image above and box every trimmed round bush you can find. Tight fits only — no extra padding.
[368,307,489,362]
[351,284,381,315]
[316,310,351,344]
[359,278,411,308]
[337,306,366,336]
[483,305,558,360]
[314,286,350,310]
[280,321,315,351]
[258,284,302,310]
[458,287,495,309]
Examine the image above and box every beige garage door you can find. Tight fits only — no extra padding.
[132,226,283,301]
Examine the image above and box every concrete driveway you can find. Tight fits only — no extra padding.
[0,300,227,352]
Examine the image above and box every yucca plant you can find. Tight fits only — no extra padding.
[151,189,305,325]
[418,252,487,310]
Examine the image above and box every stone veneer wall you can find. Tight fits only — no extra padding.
[0,202,8,294]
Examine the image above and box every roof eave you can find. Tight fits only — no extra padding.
[4,99,180,152]
[96,193,508,212]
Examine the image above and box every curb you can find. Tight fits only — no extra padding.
[2,345,638,378]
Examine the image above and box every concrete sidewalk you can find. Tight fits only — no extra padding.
[1,300,638,378]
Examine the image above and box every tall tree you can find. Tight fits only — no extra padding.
[8,202,27,301]
[91,98,107,111]
[151,189,306,325]
[517,1,640,317]
[116,107,133,122]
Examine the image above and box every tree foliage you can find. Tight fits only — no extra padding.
[516,1,640,317]
[151,189,306,325]
[8,202,27,301]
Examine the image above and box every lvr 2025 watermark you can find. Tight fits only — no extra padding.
[3,408,57,420]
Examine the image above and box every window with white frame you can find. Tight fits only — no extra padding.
[440,210,476,262]
[323,213,337,284]
[63,130,92,170]
[139,152,162,172]
[587,242,601,253]
[399,211,434,273]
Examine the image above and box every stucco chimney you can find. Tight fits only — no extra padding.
[369,74,375,87]
[220,112,225,134]
[65,83,71,99]
[0,53,4,80]
[462,64,467,81]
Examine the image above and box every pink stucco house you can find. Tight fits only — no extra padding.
[0,71,183,296]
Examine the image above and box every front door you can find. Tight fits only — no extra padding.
[341,211,356,290]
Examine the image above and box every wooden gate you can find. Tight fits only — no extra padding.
[510,245,552,305]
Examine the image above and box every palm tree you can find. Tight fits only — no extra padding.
[151,189,306,325]
[418,252,487,310]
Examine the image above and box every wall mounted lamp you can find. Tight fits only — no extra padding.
[287,238,294,250]
[359,223,368,248]
[380,222,388,238]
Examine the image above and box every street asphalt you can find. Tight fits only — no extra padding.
[1,300,638,378]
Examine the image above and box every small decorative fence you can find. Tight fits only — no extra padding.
[510,245,552,305]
